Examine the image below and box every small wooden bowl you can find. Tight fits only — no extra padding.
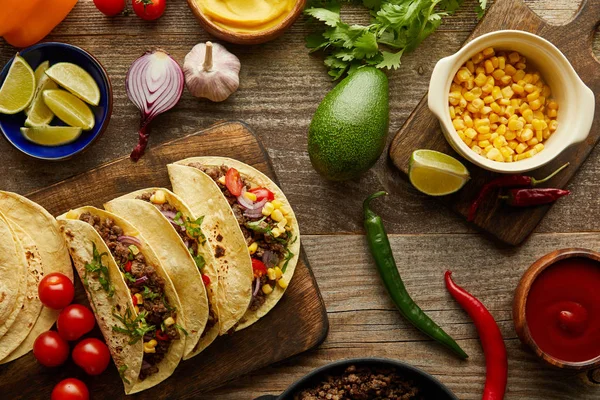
[186,0,306,45]
[513,248,600,370]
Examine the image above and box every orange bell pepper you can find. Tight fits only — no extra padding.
[0,0,43,37]
[3,0,78,48]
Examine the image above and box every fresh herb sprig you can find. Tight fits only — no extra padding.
[305,0,488,79]
[174,212,206,243]
[112,308,156,344]
[84,242,114,297]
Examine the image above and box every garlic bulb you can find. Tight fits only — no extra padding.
[183,41,241,102]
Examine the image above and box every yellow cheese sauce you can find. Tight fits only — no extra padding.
[199,0,295,33]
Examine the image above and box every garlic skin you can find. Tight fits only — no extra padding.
[184,41,241,102]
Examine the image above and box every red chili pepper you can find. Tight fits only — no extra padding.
[131,294,137,306]
[252,258,267,278]
[201,274,211,286]
[500,188,570,207]
[124,261,132,272]
[468,162,569,221]
[445,271,507,400]
[249,187,275,201]
[155,330,169,341]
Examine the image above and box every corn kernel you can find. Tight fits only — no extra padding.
[478,140,490,148]
[278,278,288,289]
[499,98,510,106]
[508,140,519,150]
[493,136,507,149]
[530,99,542,110]
[536,130,543,142]
[481,83,494,94]
[271,209,284,223]
[464,114,474,128]
[465,128,478,139]
[267,268,277,280]
[271,227,283,238]
[484,145,494,153]
[134,293,143,305]
[508,52,520,64]
[513,70,526,82]
[483,60,493,74]
[144,343,156,354]
[543,129,551,140]
[501,86,514,99]
[527,138,539,146]
[456,69,471,82]
[515,143,528,154]
[481,106,492,115]
[248,242,258,254]
[244,191,257,202]
[490,132,499,140]
[547,109,558,118]
[497,56,506,69]
[262,202,275,216]
[516,62,526,70]
[499,75,512,86]
[520,129,534,141]
[150,190,166,205]
[274,267,283,279]
[471,145,483,155]
[500,146,514,158]
[262,284,273,295]
[280,205,292,215]
[486,148,503,161]
[489,113,499,124]
[474,72,487,87]
[164,317,175,327]
[476,133,491,141]
[549,120,559,131]
[508,119,524,131]
[534,143,545,152]
[218,176,226,185]
[465,60,475,73]
[524,149,537,158]
[504,64,517,76]
[547,100,559,110]
[270,199,283,209]
[483,95,494,104]
[449,91,461,105]
[476,126,490,135]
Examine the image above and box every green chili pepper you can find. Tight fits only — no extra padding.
[363,191,468,359]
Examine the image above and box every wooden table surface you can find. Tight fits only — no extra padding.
[1,1,599,399]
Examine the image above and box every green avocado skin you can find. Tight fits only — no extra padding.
[308,67,389,181]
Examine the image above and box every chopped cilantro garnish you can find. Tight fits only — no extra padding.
[123,272,136,283]
[118,365,131,384]
[175,323,188,336]
[112,308,155,345]
[192,251,205,271]
[174,212,206,243]
[281,236,297,273]
[141,286,159,300]
[84,242,114,297]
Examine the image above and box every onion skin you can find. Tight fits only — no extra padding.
[126,49,184,161]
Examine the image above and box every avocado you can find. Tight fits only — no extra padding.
[308,67,389,181]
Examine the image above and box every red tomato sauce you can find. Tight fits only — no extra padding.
[526,257,600,363]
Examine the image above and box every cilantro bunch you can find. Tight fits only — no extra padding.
[305,0,487,79]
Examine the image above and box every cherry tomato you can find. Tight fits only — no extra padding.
[225,168,243,197]
[252,258,267,278]
[38,272,75,310]
[51,378,89,400]
[33,331,69,367]
[72,338,111,376]
[93,0,125,16]
[201,274,211,286]
[57,304,96,341]
[132,0,166,21]
[124,260,132,272]
[155,330,169,341]
[249,187,275,202]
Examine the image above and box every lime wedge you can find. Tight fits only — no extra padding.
[0,54,35,114]
[25,75,58,127]
[21,126,82,146]
[409,149,470,196]
[43,89,95,130]
[45,62,100,106]
[33,61,50,86]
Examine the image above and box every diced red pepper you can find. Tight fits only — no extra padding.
[225,168,243,197]
[155,330,169,341]
[249,187,275,201]
[201,274,211,286]
[252,258,267,278]
[124,261,132,272]
[131,294,137,306]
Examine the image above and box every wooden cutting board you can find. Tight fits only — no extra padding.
[389,0,600,245]
[0,121,328,399]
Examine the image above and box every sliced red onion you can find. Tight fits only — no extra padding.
[160,210,177,220]
[243,208,264,219]
[252,277,261,297]
[134,276,149,286]
[237,187,268,211]
[127,50,184,161]
[118,235,142,248]
[262,251,279,268]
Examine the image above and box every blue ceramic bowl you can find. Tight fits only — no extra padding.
[0,42,112,160]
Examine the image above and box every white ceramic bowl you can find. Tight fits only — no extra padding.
[428,30,595,174]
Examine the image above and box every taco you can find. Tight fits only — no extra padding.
[0,217,43,361]
[58,207,185,394]
[168,157,300,331]
[0,191,72,363]
[105,188,220,359]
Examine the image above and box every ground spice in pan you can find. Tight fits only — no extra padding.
[294,365,423,400]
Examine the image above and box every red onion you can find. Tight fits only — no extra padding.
[126,50,184,161]
[252,277,261,297]
[244,208,265,219]
[160,210,177,220]
[118,235,142,248]
[237,188,268,211]
[134,276,149,286]
[262,251,279,268]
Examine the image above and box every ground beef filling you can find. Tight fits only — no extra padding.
[188,164,291,311]
[136,192,217,337]
[79,212,178,381]
[294,365,422,400]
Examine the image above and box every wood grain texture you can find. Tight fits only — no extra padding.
[0,122,328,399]
[0,1,600,399]
[389,0,600,245]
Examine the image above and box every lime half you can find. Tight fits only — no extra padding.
[25,74,57,127]
[45,62,100,106]
[409,150,470,196]
[21,126,82,146]
[43,89,95,130]
[0,54,35,114]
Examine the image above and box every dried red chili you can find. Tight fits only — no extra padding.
[468,162,569,221]
[500,188,570,207]
[445,271,507,400]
